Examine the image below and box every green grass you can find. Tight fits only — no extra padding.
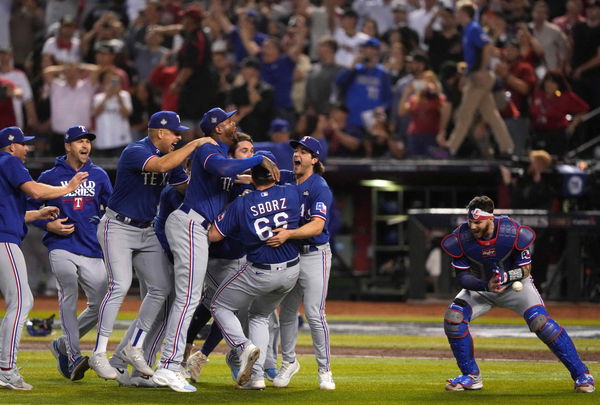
[1,353,597,405]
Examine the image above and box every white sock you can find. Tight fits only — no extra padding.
[95,335,109,354]
[130,328,147,348]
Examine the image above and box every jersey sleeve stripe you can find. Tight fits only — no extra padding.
[142,155,157,171]
[213,221,226,237]
[203,153,219,169]
[452,264,471,269]
[311,214,327,221]
[171,176,190,186]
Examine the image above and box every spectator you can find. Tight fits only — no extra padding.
[132,27,168,83]
[0,48,38,131]
[553,0,586,35]
[0,0,9,51]
[81,12,124,64]
[360,18,379,38]
[398,70,450,158]
[529,70,589,157]
[227,57,274,142]
[93,70,133,156]
[130,82,160,140]
[487,11,510,49]
[364,113,405,159]
[126,0,163,53]
[148,52,179,112]
[173,6,217,137]
[336,38,393,138]
[305,36,343,115]
[334,9,370,68]
[9,0,44,69]
[320,104,365,157]
[43,63,98,155]
[353,0,396,35]
[254,118,295,171]
[0,76,18,129]
[392,51,429,138]
[442,2,514,157]
[383,41,406,85]
[494,39,537,156]
[94,41,130,91]
[41,15,81,68]
[389,4,420,54]
[212,50,235,108]
[408,0,439,47]
[514,21,544,70]
[284,14,312,115]
[305,0,341,60]
[44,0,78,28]
[571,1,600,110]
[530,0,569,73]
[425,6,462,73]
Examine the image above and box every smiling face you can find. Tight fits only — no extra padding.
[11,143,29,163]
[155,128,182,154]
[215,116,238,146]
[468,218,494,240]
[65,137,92,166]
[292,145,317,177]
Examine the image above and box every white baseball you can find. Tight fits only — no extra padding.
[512,281,523,292]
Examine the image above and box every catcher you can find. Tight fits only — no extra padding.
[440,195,595,393]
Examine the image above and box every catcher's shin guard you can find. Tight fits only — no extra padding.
[444,299,479,376]
[525,305,589,380]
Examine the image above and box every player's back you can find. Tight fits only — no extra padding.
[237,183,300,264]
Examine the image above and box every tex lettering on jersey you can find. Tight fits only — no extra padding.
[141,171,170,186]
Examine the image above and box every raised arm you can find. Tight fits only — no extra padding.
[144,137,217,173]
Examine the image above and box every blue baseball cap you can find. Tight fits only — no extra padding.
[64,125,96,143]
[0,126,35,148]
[254,149,279,166]
[148,111,189,132]
[269,118,290,134]
[200,108,237,135]
[361,37,381,49]
[290,136,322,158]
[252,150,278,180]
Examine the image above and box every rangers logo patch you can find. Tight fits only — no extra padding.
[211,117,217,123]
[482,248,496,257]
[8,135,14,141]
[521,249,531,260]
[160,118,167,126]
[315,202,327,215]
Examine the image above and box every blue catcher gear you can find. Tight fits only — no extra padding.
[515,225,536,250]
[524,305,589,380]
[441,232,463,258]
[26,314,55,337]
[444,299,479,376]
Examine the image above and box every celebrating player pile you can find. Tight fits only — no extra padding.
[441,196,595,393]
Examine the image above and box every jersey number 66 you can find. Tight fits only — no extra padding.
[254,213,289,241]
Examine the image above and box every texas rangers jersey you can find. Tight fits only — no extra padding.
[214,184,300,264]
[296,173,332,246]
[443,216,534,281]
[183,141,262,223]
[0,151,33,244]
[29,156,113,258]
[108,137,188,222]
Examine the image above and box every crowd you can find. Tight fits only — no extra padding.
[1,0,599,161]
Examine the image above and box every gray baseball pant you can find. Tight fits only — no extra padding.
[279,244,332,371]
[49,249,107,363]
[0,243,34,369]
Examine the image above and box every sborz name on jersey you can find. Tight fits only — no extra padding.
[250,198,287,216]
[61,180,97,196]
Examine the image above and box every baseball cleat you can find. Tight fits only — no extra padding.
[69,355,90,381]
[49,338,69,379]
[131,375,160,388]
[575,373,595,393]
[264,368,278,382]
[0,368,33,390]
[273,360,300,388]
[90,352,118,380]
[114,367,131,386]
[237,379,266,390]
[152,368,196,393]
[236,344,260,387]
[121,344,154,376]
[225,350,240,382]
[186,351,209,382]
[318,369,336,390]
[445,374,483,391]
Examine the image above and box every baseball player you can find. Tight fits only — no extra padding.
[440,195,595,393]
[185,133,255,382]
[0,126,87,390]
[90,111,214,381]
[266,136,335,390]
[152,108,276,393]
[210,152,302,390]
[27,126,112,382]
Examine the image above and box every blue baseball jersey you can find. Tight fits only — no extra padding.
[297,174,332,246]
[0,151,34,245]
[154,185,184,261]
[108,137,188,222]
[215,184,300,264]
[29,156,113,258]
[183,141,262,223]
[260,54,295,110]
[462,20,490,71]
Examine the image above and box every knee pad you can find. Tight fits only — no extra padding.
[444,298,473,339]
[524,305,561,344]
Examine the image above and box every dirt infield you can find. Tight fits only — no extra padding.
[17,298,600,362]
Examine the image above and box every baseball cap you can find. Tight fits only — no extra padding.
[64,125,96,143]
[290,136,322,157]
[148,111,190,132]
[199,108,237,135]
[252,150,278,180]
[0,127,35,148]
[269,118,289,134]
[361,37,381,49]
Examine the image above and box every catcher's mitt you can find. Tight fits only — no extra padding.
[26,314,55,337]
